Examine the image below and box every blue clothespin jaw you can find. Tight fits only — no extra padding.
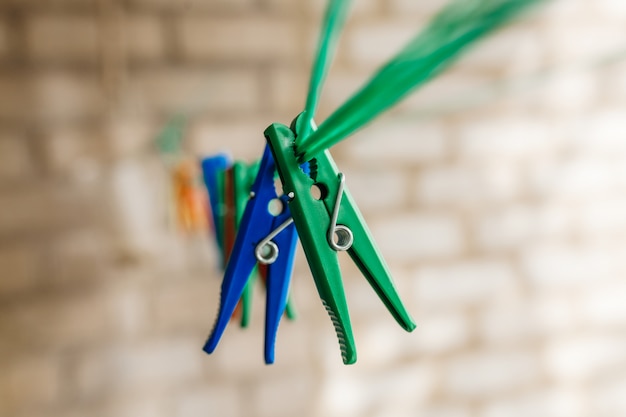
[201,153,232,263]
[203,144,298,364]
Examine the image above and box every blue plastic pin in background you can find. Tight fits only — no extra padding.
[203,145,298,364]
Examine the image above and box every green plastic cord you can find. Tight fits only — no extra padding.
[296,0,545,162]
[394,44,626,121]
[301,0,352,139]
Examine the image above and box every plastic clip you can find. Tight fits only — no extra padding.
[204,145,299,364]
[264,114,416,364]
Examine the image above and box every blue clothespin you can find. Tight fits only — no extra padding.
[204,145,299,364]
[201,153,232,264]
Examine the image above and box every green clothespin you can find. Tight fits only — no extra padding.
[265,115,416,364]
[223,162,259,327]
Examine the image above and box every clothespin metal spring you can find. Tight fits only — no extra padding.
[255,217,295,265]
[327,172,353,252]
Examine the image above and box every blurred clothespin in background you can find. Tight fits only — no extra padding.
[204,145,301,364]
[155,116,209,234]
[201,153,298,347]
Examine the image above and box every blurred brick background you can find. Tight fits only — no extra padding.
[1,0,626,416]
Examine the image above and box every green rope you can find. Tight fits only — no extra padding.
[296,0,545,162]
[301,0,352,139]
[392,45,626,121]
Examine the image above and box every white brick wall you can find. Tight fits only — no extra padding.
[2,1,626,417]
[266,67,309,118]
[187,118,269,161]
[126,14,165,62]
[0,132,33,182]
[370,213,464,262]
[0,183,97,236]
[128,68,260,116]
[444,351,541,398]
[590,376,626,417]
[177,17,298,62]
[578,282,626,327]
[481,388,586,417]
[0,73,31,122]
[346,21,422,69]
[414,260,518,308]
[572,110,626,156]
[0,244,40,295]
[0,18,8,59]
[341,167,409,213]
[479,302,538,346]
[42,126,107,177]
[173,384,242,417]
[26,15,99,63]
[31,72,105,123]
[409,312,470,354]
[388,0,450,16]
[543,334,626,381]
[130,0,254,12]
[0,355,61,416]
[474,203,575,250]
[345,121,448,166]
[522,244,625,289]
[417,163,522,207]
[459,116,557,159]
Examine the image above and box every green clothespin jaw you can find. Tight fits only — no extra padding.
[265,115,416,364]
[284,289,297,321]
[230,162,260,328]
[232,161,256,228]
